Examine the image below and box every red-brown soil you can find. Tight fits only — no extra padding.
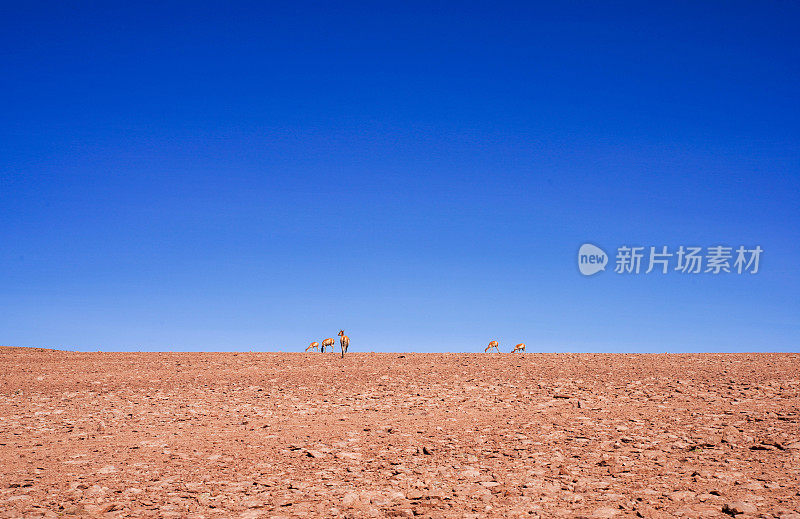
[1,347,798,518]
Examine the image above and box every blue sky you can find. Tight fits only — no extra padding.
[1,2,798,352]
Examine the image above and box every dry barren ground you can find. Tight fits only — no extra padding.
[0,348,799,519]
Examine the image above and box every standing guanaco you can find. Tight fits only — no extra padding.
[511,343,526,353]
[305,341,319,352]
[321,338,335,352]
[338,330,349,358]
[485,340,499,353]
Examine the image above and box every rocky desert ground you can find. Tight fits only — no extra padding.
[0,347,798,519]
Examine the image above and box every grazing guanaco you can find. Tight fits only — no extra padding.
[485,340,500,353]
[338,330,349,358]
[321,337,335,352]
[511,343,526,353]
[305,341,319,352]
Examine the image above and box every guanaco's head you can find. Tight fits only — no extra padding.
[338,330,345,336]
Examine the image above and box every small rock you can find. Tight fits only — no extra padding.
[669,490,696,502]
[336,452,363,460]
[406,489,424,500]
[722,501,757,516]
[761,439,786,450]
[241,496,266,508]
[5,495,32,503]
[460,468,480,478]
[592,506,620,518]
[98,465,117,474]
[85,484,107,497]
[366,492,391,507]
[342,492,360,507]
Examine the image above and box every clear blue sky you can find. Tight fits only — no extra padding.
[1,2,798,352]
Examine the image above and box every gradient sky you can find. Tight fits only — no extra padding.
[2,2,798,352]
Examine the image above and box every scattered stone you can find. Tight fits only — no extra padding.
[336,451,363,460]
[460,467,480,478]
[1,349,796,518]
[761,439,786,450]
[592,506,620,518]
[406,490,424,500]
[342,492,360,507]
[669,490,696,502]
[723,501,758,516]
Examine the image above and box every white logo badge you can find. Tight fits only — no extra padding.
[578,243,608,276]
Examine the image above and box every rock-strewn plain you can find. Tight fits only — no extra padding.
[1,347,799,518]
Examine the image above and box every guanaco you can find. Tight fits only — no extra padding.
[338,330,350,358]
[321,338,335,352]
[511,343,526,353]
[305,341,319,352]
[485,340,499,353]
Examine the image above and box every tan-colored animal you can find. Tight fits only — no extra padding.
[305,341,319,352]
[338,330,349,358]
[511,343,525,353]
[485,340,499,353]
[321,337,335,352]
